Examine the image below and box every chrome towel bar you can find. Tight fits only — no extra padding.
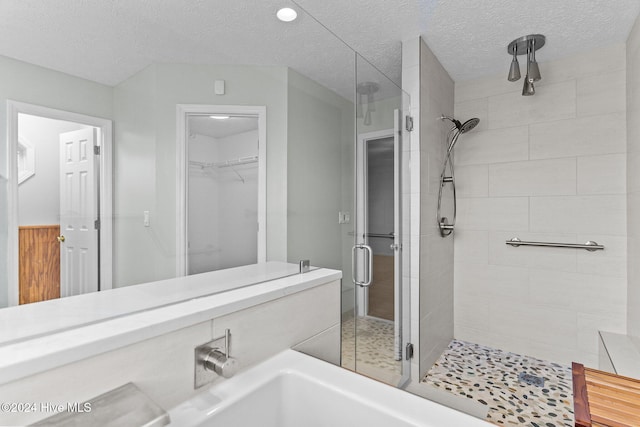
[506,237,604,252]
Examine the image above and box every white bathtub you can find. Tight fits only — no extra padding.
[169,350,490,427]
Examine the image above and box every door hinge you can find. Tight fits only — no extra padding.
[94,145,101,155]
[405,116,414,132]
[405,343,414,360]
[94,219,100,230]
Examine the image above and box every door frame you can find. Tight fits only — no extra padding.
[175,104,267,276]
[355,128,395,317]
[6,100,114,306]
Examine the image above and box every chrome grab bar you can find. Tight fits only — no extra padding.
[348,232,395,239]
[367,232,394,239]
[505,237,604,252]
[352,244,373,287]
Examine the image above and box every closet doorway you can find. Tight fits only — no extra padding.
[176,105,266,276]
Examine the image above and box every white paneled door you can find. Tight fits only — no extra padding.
[59,129,99,297]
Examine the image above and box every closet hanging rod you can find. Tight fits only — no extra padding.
[189,155,258,169]
[505,237,604,251]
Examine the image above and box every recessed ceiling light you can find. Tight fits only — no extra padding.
[277,7,297,22]
[209,115,230,120]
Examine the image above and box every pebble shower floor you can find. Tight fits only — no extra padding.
[422,340,574,426]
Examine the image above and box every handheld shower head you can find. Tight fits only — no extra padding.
[442,116,480,155]
[459,118,480,134]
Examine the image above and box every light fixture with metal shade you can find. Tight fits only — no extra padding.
[507,34,545,96]
[508,48,521,82]
[522,40,535,96]
[356,82,380,125]
[528,39,541,82]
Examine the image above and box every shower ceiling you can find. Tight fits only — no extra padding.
[294,0,640,83]
[0,0,637,91]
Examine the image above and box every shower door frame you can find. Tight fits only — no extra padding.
[354,108,408,385]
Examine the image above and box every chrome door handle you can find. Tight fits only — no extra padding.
[352,244,373,287]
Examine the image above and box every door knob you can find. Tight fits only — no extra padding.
[57,235,65,243]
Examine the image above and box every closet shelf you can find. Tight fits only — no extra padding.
[189,155,258,169]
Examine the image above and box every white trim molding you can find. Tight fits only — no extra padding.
[6,100,114,306]
[175,104,267,277]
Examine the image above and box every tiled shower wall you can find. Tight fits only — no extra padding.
[454,44,627,367]
[627,14,640,337]
[403,37,456,380]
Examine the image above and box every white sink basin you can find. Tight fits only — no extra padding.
[169,350,490,427]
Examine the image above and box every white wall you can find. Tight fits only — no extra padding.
[217,130,259,270]
[0,54,113,306]
[454,44,627,367]
[113,63,288,287]
[627,15,640,337]
[286,68,351,273]
[17,114,88,226]
[188,133,220,274]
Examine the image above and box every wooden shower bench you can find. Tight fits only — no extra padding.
[572,362,640,426]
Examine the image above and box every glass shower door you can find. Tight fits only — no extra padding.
[347,54,411,386]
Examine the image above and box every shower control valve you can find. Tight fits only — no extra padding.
[195,329,238,388]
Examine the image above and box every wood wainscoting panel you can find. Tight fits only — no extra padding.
[19,225,60,305]
[368,255,394,321]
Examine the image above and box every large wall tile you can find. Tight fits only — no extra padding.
[489,158,577,197]
[576,234,627,278]
[488,81,576,129]
[454,263,529,301]
[213,281,340,371]
[577,70,626,117]
[489,231,577,272]
[539,44,625,84]
[454,229,489,265]
[454,42,629,365]
[418,38,455,379]
[454,98,489,133]
[456,164,489,198]
[530,195,626,236]
[455,74,519,103]
[489,303,578,352]
[530,113,626,160]
[529,270,627,316]
[457,197,529,231]
[577,313,626,357]
[455,126,528,166]
[577,154,626,195]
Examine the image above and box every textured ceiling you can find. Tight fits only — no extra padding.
[294,0,640,83]
[0,0,355,95]
[0,0,638,96]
